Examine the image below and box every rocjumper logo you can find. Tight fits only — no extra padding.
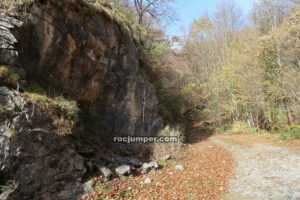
[113,135,186,144]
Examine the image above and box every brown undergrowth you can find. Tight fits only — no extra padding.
[80,132,234,200]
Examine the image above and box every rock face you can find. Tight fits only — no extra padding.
[0,14,22,67]
[0,0,164,199]
[0,87,86,200]
[18,1,163,140]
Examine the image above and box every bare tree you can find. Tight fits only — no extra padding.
[210,0,243,65]
[131,0,175,26]
[213,0,244,34]
[252,0,293,33]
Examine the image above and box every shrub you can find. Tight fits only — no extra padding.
[287,125,300,139]
[0,66,20,87]
[217,124,232,132]
[269,124,300,140]
[249,127,263,134]
[159,125,182,137]
[230,121,250,135]
[0,66,9,77]
[28,82,47,94]
[0,106,7,115]
[26,92,79,135]
[152,125,183,160]
[6,128,15,138]
[277,124,300,140]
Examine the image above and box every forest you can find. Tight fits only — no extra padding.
[100,0,300,140]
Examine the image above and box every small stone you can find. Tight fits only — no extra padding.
[144,177,152,184]
[141,160,159,174]
[128,158,143,166]
[83,180,94,194]
[97,166,112,179]
[175,165,185,170]
[160,154,171,161]
[115,165,131,176]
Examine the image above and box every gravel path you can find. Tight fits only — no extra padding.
[211,135,300,200]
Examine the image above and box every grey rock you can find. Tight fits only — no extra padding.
[141,160,159,174]
[160,154,171,161]
[175,165,185,171]
[127,187,132,191]
[113,156,128,164]
[128,158,143,166]
[115,165,131,176]
[0,14,23,28]
[0,87,86,200]
[97,166,112,179]
[0,14,22,67]
[0,49,18,65]
[144,177,152,184]
[83,180,94,195]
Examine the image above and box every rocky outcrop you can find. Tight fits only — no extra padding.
[18,1,163,140]
[0,0,164,199]
[0,14,22,68]
[0,87,86,200]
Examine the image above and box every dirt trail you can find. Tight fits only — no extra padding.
[211,135,300,200]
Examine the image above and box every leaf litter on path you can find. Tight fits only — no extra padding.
[80,139,234,200]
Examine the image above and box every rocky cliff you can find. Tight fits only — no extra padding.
[0,87,86,200]
[0,0,163,199]
[18,0,162,139]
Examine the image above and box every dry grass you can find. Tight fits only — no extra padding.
[25,92,79,136]
[152,125,183,160]
[0,66,20,88]
[1,0,33,4]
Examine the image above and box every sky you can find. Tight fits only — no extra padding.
[167,0,254,36]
